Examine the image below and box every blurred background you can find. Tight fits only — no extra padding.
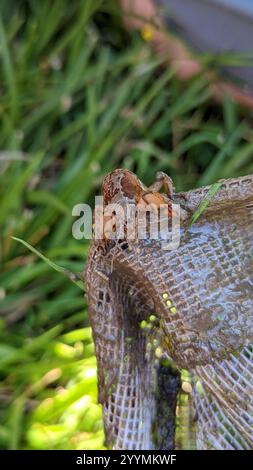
[1,0,253,450]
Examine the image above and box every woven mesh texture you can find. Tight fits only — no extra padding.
[85,174,253,450]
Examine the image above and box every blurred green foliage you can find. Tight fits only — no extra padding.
[1,0,253,450]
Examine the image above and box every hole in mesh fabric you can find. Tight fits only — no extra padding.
[111,395,115,403]
[128,421,133,431]
[118,239,128,250]
[106,292,110,303]
[99,291,104,300]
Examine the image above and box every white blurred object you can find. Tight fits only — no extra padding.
[156,0,253,90]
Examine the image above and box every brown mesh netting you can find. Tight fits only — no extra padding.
[85,171,253,450]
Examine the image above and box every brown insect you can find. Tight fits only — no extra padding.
[102,169,188,239]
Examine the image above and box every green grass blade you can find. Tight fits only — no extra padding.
[11,237,85,291]
[189,181,223,227]
[198,123,246,185]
